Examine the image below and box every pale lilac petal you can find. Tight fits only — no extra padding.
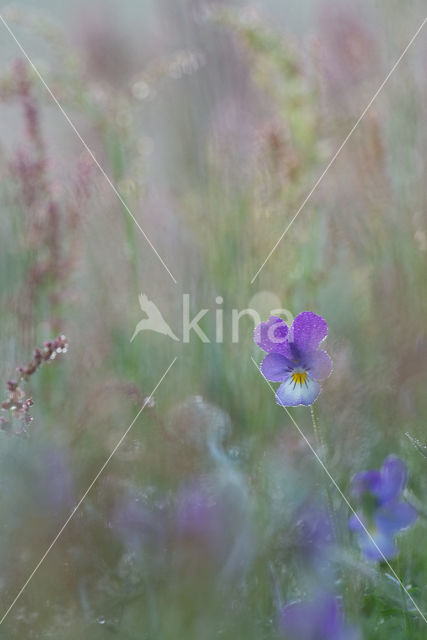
[276,375,320,407]
[358,530,397,562]
[378,456,408,503]
[254,316,289,354]
[260,353,292,382]
[304,350,333,381]
[376,502,418,535]
[291,312,328,352]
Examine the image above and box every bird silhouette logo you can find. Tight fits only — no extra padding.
[130,294,180,343]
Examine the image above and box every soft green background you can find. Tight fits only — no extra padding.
[0,1,426,638]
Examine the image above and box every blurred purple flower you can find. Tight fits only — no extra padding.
[349,455,418,562]
[294,503,333,562]
[176,482,221,540]
[174,476,253,575]
[38,447,74,514]
[254,312,332,406]
[112,494,166,552]
[279,594,358,640]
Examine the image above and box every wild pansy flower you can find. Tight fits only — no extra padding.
[349,455,418,562]
[254,312,332,406]
[278,594,359,640]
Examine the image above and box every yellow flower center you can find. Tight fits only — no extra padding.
[291,371,308,386]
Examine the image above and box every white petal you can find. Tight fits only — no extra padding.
[276,375,321,407]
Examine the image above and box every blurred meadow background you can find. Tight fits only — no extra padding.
[0,0,426,638]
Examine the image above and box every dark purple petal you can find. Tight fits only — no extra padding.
[291,312,328,353]
[254,316,289,354]
[276,375,321,407]
[351,470,381,499]
[376,502,418,535]
[304,350,333,381]
[377,456,408,503]
[260,353,292,382]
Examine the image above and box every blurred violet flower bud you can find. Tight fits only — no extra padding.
[349,455,418,562]
[279,594,359,640]
[254,312,332,406]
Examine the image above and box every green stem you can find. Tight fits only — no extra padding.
[310,405,336,538]
[310,405,324,454]
[397,557,410,634]
[310,405,357,616]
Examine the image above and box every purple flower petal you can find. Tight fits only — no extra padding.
[176,483,220,538]
[39,448,74,513]
[358,529,397,562]
[376,502,418,535]
[279,599,317,638]
[304,350,333,381]
[254,316,289,354]
[296,504,333,554]
[278,595,353,640]
[348,512,366,533]
[260,353,292,382]
[378,456,408,503]
[316,597,343,639]
[291,312,328,353]
[276,375,320,407]
[112,498,164,551]
[351,470,381,499]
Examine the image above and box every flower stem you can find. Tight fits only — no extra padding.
[397,557,410,634]
[310,405,324,454]
[310,405,357,617]
[310,405,335,537]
